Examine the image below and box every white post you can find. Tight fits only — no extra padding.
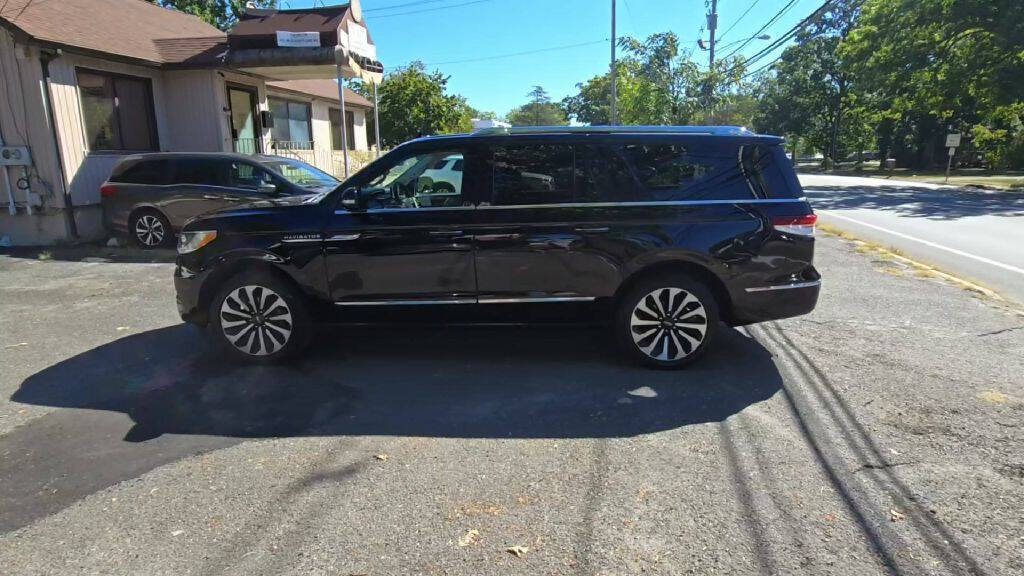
[372,81,382,158]
[336,66,350,179]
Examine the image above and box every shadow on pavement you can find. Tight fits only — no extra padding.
[805,185,1024,220]
[13,322,782,440]
[3,323,782,533]
[0,244,176,264]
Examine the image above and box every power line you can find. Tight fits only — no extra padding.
[392,38,609,68]
[725,0,834,79]
[364,0,464,12]
[366,0,495,19]
[720,0,799,60]
[717,0,763,41]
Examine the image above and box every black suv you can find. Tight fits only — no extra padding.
[174,126,820,368]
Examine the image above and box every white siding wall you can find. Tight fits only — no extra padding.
[352,108,368,151]
[162,70,223,151]
[311,100,333,152]
[47,53,169,208]
[0,33,65,210]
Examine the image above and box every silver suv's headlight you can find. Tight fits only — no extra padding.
[177,230,217,254]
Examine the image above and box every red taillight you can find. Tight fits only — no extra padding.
[100,184,117,198]
[772,214,817,236]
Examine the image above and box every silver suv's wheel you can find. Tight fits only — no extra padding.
[209,271,310,363]
[130,210,171,248]
[616,273,719,369]
[219,285,293,356]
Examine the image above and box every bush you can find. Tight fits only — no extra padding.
[971,104,1024,169]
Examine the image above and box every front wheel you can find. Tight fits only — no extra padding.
[209,271,311,363]
[615,274,719,369]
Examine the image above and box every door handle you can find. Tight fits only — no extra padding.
[224,196,242,201]
[202,194,220,200]
[429,230,465,237]
[574,226,610,233]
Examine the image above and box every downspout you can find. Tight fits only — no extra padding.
[39,49,77,238]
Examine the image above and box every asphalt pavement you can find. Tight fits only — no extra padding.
[1,238,1022,575]
[801,173,1024,305]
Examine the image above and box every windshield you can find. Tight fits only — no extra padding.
[263,158,340,189]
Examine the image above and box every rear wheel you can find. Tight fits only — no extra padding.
[615,273,718,369]
[130,209,172,249]
[209,271,311,363]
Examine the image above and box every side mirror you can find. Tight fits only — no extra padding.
[258,182,277,195]
[340,187,363,211]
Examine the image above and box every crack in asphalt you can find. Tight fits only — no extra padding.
[976,325,1024,337]
[854,461,921,473]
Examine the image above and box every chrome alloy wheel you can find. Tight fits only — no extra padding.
[134,214,165,246]
[219,285,293,356]
[629,287,708,362]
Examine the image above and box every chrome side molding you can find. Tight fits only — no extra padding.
[335,298,476,306]
[333,197,809,215]
[744,280,821,293]
[478,296,596,304]
[334,295,598,306]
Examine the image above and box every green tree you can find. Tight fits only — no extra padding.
[354,63,473,147]
[562,33,732,126]
[840,0,1024,167]
[507,86,568,126]
[751,0,863,165]
[147,0,275,31]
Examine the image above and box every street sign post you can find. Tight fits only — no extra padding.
[945,133,961,183]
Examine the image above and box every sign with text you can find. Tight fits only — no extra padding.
[276,31,321,48]
[945,133,961,148]
[340,23,376,60]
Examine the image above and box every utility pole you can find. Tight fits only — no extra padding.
[706,0,717,125]
[610,0,617,125]
[707,0,717,69]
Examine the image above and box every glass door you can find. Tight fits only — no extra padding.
[228,86,260,154]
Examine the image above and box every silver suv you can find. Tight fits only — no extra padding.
[101,152,339,248]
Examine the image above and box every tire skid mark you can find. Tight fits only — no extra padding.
[753,322,991,576]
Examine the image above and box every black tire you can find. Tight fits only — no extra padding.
[614,273,719,369]
[129,209,173,249]
[208,270,311,363]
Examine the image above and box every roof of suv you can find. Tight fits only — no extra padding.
[115,152,307,164]
[410,125,783,146]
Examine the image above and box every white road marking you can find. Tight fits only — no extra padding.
[818,210,1024,276]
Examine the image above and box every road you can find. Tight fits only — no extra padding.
[801,173,1024,304]
[1,240,1023,575]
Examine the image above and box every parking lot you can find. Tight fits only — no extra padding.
[1,235,1022,575]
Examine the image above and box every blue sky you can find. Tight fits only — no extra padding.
[290,0,816,115]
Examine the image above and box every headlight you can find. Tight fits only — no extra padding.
[177,230,217,254]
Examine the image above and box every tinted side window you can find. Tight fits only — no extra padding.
[575,144,636,202]
[619,141,748,200]
[229,161,274,190]
[620,143,717,190]
[173,159,228,186]
[492,144,573,206]
[359,150,466,209]
[742,144,796,198]
[113,159,172,185]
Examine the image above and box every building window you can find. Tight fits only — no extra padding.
[77,69,157,152]
[268,98,312,149]
[330,108,357,151]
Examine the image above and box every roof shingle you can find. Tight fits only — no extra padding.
[0,0,224,65]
